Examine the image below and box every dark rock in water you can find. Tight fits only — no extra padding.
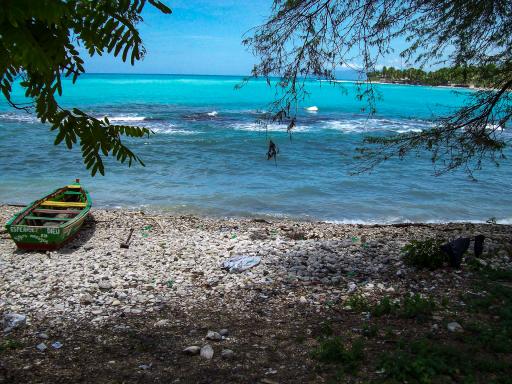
[474,235,485,258]
[442,238,470,268]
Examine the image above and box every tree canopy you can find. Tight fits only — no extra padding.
[0,0,171,176]
[245,0,512,176]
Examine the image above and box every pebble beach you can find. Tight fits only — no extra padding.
[2,205,511,324]
[1,205,512,383]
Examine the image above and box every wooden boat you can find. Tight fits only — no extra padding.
[5,179,92,250]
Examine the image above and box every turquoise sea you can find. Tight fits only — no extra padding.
[0,74,511,223]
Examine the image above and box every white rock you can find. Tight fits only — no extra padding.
[447,322,463,333]
[347,282,357,293]
[206,330,222,341]
[98,280,112,290]
[200,344,214,359]
[154,319,170,327]
[3,313,27,331]
[299,296,308,304]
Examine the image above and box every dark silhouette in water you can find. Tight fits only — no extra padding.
[267,140,278,164]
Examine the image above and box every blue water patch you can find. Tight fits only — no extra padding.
[0,74,511,223]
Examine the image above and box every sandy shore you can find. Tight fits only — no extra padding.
[1,205,511,382]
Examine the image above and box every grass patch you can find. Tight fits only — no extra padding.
[378,338,510,384]
[345,294,370,312]
[371,296,399,317]
[370,294,435,320]
[0,339,23,353]
[399,293,436,320]
[312,337,365,375]
[402,238,447,270]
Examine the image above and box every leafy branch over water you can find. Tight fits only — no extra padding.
[245,0,512,176]
[0,0,171,175]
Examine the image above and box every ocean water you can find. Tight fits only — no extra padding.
[0,74,511,223]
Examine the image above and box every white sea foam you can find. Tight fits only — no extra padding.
[305,106,319,112]
[207,111,218,117]
[0,113,39,123]
[152,126,201,135]
[232,122,309,132]
[325,217,512,225]
[320,118,430,133]
[107,115,146,122]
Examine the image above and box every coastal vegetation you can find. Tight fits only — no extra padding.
[0,0,171,175]
[367,64,501,88]
[246,0,512,176]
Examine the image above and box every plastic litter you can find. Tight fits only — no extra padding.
[221,255,261,273]
[51,341,63,349]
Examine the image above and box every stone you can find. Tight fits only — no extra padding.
[38,332,49,339]
[447,322,463,333]
[347,282,357,293]
[219,329,229,337]
[36,343,47,352]
[299,296,308,304]
[3,313,27,332]
[111,300,121,306]
[206,330,222,341]
[154,319,170,327]
[200,344,214,360]
[221,349,235,359]
[98,280,112,290]
[80,294,93,305]
[183,346,201,355]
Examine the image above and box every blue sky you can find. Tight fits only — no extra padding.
[83,0,272,75]
[82,0,408,76]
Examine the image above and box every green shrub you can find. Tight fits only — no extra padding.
[313,337,364,374]
[371,296,399,317]
[402,239,447,270]
[400,294,436,320]
[0,339,22,353]
[346,294,370,312]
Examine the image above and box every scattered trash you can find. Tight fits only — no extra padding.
[231,233,237,239]
[36,343,47,352]
[141,225,152,238]
[351,236,359,243]
[51,341,63,349]
[166,279,174,288]
[138,363,152,370]
[221,255,261,273]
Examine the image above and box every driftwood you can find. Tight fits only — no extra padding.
[120,228,134,249]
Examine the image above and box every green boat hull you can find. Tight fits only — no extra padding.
[7,214,88,250]
[5,181,92,250]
